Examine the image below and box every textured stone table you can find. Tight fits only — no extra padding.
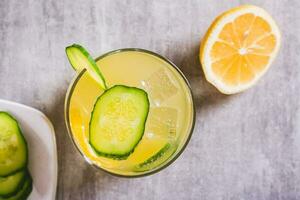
[1,0,299,199]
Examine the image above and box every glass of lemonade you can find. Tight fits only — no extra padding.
[64,48,195,177]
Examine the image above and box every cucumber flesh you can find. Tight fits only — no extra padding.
[65,44,107,90]
[0,173,32,200]
[0,112,27,177]
[0,170,26,198]
[135,143,177,172]
[89,85,149,159]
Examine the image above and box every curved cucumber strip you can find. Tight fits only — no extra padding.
[135,143,177,172]
[65,44,107,90]
[89,85,149,159]
[0,172,32,200]
[0,170,26,198]
[0,112,27,177]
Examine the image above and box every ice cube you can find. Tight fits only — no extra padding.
[145,107,177,140]
[141,68,178,106]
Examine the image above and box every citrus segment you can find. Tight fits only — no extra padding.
[233,13,255,46]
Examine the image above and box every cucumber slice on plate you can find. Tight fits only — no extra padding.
[0,170,26,198]
[65,44,107,90]
[0,112,27,177]
[89,85,150,159]
[0,172,32,200]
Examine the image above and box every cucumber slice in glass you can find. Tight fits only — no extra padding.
[65,44,107,90]
[0,112,27,177]
[89,85,149,159]
[134,143,177,172]
[0,170,26,198]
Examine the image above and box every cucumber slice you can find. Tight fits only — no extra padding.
[89,85,149,159]
[0,173,32,200]
[65,44,107,90]
[135,143,177,172]
[0,112,27,177]
[0,170,26,198]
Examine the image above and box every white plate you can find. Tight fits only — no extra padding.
[0,99,57,200]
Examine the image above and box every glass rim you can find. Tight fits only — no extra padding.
[64,48,196,178]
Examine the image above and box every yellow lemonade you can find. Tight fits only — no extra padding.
[65,49,194,176]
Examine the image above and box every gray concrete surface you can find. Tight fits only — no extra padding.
[1,0,300,199]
